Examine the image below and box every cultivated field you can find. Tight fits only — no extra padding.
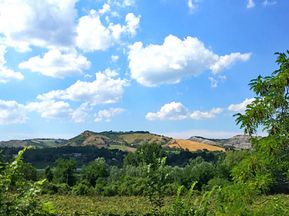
[168,139,225,152]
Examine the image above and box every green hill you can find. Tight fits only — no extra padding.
[65,130,172,151]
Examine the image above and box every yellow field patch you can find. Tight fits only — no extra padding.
[168,139,225,152]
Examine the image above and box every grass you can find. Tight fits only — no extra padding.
[41,195,173,215]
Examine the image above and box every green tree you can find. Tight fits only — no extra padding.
[45,166,53,182]
[54,158,76,186]
[234,51,289,193]
[81,158,108,187]
[124,143,166,167]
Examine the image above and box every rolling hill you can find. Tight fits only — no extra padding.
[65,130,172,151]
[0,131,252,151]
[0,138,66,148]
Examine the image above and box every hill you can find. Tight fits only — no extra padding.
[0,131,252,151]
[0,138,66,148]
[168,139,225,152]
[189,135,252,150]
[65,130,172,151]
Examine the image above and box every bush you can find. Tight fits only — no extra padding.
[72,182,92,196]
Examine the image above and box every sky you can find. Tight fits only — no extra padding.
[0,0,288,140]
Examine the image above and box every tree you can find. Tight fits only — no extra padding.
[124,143,166,167]
[45,166,53,182]
[54,158,77,186]
[234,51,289,193]
[81,158,108,187]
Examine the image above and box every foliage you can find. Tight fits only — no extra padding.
[235,51,289,193]
[146,157,169,215]
[0,147,55,216]
[81,157,109,187]
[54,158,77,186]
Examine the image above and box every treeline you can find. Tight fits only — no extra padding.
[0,145,221,168]
[38,143,226,197]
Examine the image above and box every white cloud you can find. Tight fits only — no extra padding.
[76,10,112,51]
[95,107,124,122]
[26,100,72,119]
[228,98,255,112]
[111,55,119,62]
[99,3,111,15]
[0,100,27,125]
[209,75,227,88]
[71,103,90,123]
[19,49,90,78]
[146,102,189,121]
[0,0,76,51]
[247,0,255,8]
[128,35,251,87]
[190,108,223,120]
[107,0,135,8]
[125,13,141,36]
[76,10,140,52]
[187,0,198,13]
[37,69,129,105]
[210,52,251,74]
[122,0,135,7]
[146,101,222,121]
[0,44,24,83]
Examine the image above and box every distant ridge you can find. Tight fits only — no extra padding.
[189,135,252,150]
[0,131,252,151]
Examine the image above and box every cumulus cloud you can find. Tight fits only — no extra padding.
[0,0,76,51]
[128,35,251,87]
[0,44,24,83]
[95,108,124,122]
[0,100,27,125]
[125,13,141,36]
[37,69,129,105]
[26,100,73,119]
[76,10,140,52]
[228,98,255,112]
[71,103,90,123]
[19,49,90,78]
[190,108,223,120]
[146,102,189,121]
[210,52,251,74]
[146,102,222,121]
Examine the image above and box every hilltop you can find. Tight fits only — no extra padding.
[65,130,172,151]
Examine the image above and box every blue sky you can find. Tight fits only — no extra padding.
[0,0,288,140]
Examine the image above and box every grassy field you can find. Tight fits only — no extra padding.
[41,195,173,215]
[40,194,289,215]
[168,139,225,152]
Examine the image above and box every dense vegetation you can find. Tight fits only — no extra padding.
[1,51,289,215]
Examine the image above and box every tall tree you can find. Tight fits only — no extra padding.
[234,51,289,193]
[54,158,77,186]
